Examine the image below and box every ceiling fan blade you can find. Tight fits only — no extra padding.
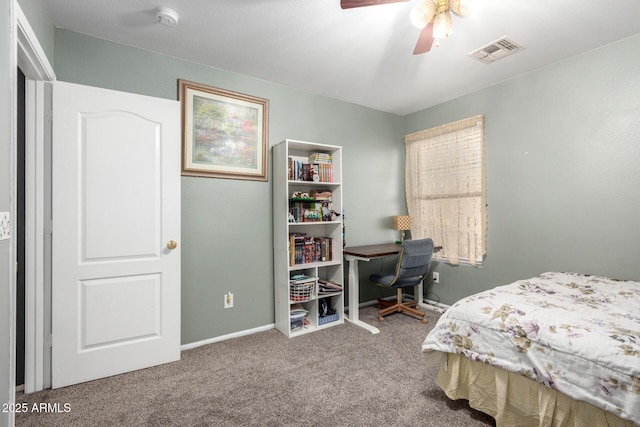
[341,0,409,9]
[413,22,434,55]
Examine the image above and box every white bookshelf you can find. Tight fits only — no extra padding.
[273,139,344,337]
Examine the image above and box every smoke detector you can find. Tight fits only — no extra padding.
[155,7,179,27]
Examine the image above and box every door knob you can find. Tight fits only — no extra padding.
[166,240,178,250]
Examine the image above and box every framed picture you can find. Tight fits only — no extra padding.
[179,79,269,181]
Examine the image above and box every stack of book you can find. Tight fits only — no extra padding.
[287,155,334,182]
[308,152,332,164]
[308,153,333,182]
[289,233,333,266]
[314,163,333,182]
[309,189,332,200]
[288,158,308,181]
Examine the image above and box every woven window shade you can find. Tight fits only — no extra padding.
[404,115,486,265]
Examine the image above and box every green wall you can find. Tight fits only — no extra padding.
[6,12,640,392]
[53,29,405,344]
[17,0,54,65]
[405,34,640,304]
[1,0,12,425]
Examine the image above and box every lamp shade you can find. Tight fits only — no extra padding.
[393,215,412,231]
[433,10,453,38]
[449,0,474,17]
[410,0,436,29]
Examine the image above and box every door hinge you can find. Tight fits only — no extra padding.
[47,109,53,124]
[46,333,52,348]
[45,219,53,235]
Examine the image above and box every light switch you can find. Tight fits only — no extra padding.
[0,212,9,240]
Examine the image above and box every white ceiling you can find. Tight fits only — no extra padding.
[43,0,640,116]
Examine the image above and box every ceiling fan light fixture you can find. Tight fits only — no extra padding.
[449,0,474,17]
[410,0,437,29]
[432,10,453,38]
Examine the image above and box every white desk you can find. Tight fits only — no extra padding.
[343,243,440,334]
[343,244,401,334]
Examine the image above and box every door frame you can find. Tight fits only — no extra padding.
[15,2,56,393]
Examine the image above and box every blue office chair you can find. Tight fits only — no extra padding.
[369,238,434,324]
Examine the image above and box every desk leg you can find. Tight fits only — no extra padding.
[416,282,428,310]
[344,255,380,335]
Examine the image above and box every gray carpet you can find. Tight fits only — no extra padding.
[16,306,495,426]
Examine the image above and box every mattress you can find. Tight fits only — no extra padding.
[421,272,640,424]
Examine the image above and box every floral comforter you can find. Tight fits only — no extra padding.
[421,272,640,423]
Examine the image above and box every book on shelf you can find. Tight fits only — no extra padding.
[287,157,333,182]
[288,233,333,266]
[289,196,333,223]
[288,158,305,181]
[288,158,303,181]
[308,153,332,164]
[309,189,332,200]
[315,163,333,182]
[303,164,313,181]
[288,206,330,223]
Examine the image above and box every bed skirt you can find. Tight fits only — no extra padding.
[437,353,636,427]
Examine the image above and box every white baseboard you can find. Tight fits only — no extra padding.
[180,323,275,351]
[181,297,450,352]
[359,298,388,307]
[182,298,400,351]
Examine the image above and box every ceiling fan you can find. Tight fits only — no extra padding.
[340,0,473,55]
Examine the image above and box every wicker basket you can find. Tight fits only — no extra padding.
[289,281,315,302]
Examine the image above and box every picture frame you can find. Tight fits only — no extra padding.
[178,79,269,181]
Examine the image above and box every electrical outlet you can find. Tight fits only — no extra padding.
[224,292,234,309]
[433,272,439,284]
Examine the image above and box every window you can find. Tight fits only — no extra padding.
[404,115,486,266]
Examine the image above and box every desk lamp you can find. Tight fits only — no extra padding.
[392,215,412,243]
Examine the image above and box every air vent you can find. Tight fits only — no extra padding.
[468,37,525,64]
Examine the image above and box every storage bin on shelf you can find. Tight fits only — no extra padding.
[289,280,316,302]
[318,312,340,325]
[290,311,306,332]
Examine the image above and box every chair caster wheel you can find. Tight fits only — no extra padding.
[421,318,428,324]
[378,317,385,322]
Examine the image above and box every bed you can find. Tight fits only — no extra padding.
[421,272,640,426]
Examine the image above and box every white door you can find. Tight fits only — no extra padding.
[51,81,181,388]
